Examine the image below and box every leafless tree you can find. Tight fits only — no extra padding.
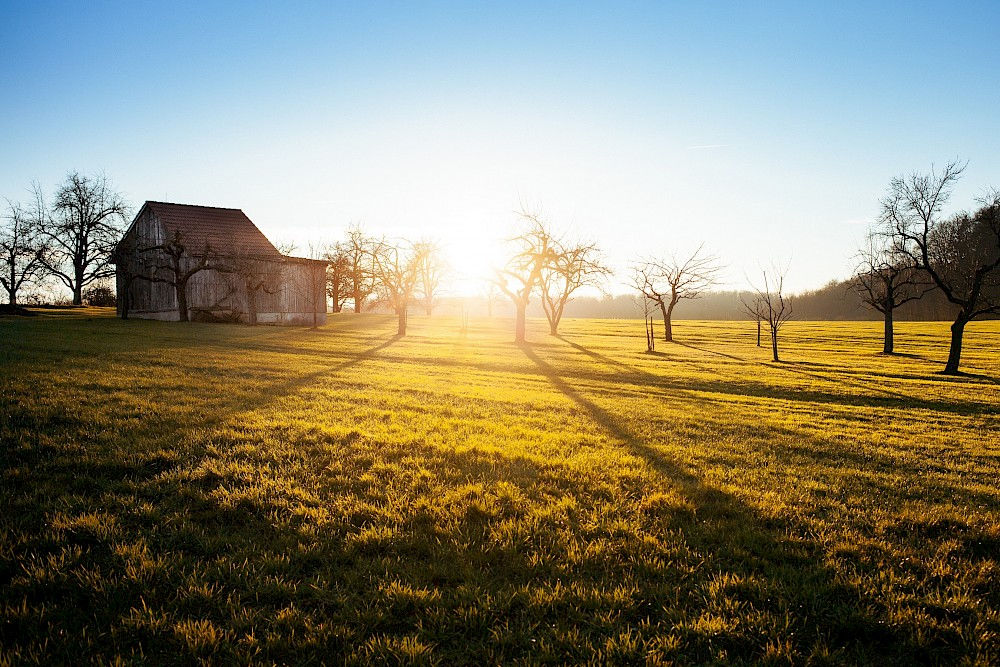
[38,173,129,305]
[220,248,283,326]
[633,245,722,341]
[631,245,720,341]
[303,242,329,330]
[540,238,610,335]
[140,231,222,322]
[638,293,656,352]
[749,265,793,362]
[344,226,376,313]
[739,294,764,347]
[493,211,558,343]
[853,233,932,354]
[414,239,448,316]
[323,241,351,313]
[1,197,49,306]
[369,238,424,336]
[881,161,1000,374]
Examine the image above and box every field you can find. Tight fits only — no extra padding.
[1,309,998,664]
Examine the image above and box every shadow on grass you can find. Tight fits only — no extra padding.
[0,324,985,663]
[517,342,922,661]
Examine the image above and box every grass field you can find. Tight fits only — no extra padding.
[1,309,998,664]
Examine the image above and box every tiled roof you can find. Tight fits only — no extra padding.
[144,201,281,258]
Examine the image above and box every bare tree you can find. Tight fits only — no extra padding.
[304,243,329,330]
[140,231,221,322]
[749,265,793,362]
[1,197,49,306]
[369,238,423,336]
[39,173,129,305]
[344,226,376,313]
[739,294,764,347]
[323,242,351,313]
[493,212,557,343]
[639,293,656,352]
[853,233,931,354]
[540,238,610,335]
[220,248,283,326]
[631,245,720,341]
[881,161,1000,373]
[414,240,448,316]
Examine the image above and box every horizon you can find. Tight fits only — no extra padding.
[3,2,1000,295]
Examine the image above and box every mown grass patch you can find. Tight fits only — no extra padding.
[1,308,998,663]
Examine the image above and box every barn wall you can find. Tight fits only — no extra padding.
[116,218,328,326]
[116,208,177,317]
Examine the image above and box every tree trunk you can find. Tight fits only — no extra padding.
[397,307,407,336]
[658,301,670,341]
[771,328,779,362]
[247,289,257,326]
[944,317,967,375]
[882,307,894,354]
[121,280,129,320]
[756,319,761,347]
[353,289,362,313]
[425,303,433,316]
[514,301,526,343]
[664,302,676,342]
[176,282,189,322]
[72,284,83,306]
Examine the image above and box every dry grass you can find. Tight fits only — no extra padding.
[1,308,998,664]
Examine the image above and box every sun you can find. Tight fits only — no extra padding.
[442,228,509,295]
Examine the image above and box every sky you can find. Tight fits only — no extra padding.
[2,1,999,294]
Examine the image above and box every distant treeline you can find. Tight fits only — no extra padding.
[551,280,965,321]
[433,279,968,321]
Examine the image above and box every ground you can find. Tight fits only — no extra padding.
[1,309,998,664]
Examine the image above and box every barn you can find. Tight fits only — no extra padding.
[112,201,327,325]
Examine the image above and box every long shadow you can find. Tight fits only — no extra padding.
[673,340,745,363]
[517,342,920,660]
[0,327,978,662]
[363,345,994,417]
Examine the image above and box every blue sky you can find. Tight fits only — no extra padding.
[3,1,999,292]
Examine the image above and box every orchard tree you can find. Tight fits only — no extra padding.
[1,197,49,305]
[141,231,221,322]
[493,212,557,343]
[324,242,352,313]
[414,240,448,316]
[540,238,609,335]
[221,248,283,326]
[750,265,793,362]
[40,172,129,304]
[881,161,1000,374]
[369,238,423,336]
[632,245,720,341]
[853,233,931,354]
[344,226,376,313]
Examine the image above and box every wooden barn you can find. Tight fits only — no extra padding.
[112,201,327,325]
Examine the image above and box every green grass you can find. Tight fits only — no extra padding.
[1,308,998,664]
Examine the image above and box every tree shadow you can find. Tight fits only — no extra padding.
[517,342,923,661]
[0,324,984,663]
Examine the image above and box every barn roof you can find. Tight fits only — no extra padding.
[144,201,281,257]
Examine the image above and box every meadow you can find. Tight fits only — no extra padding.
[1,309,998,664]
